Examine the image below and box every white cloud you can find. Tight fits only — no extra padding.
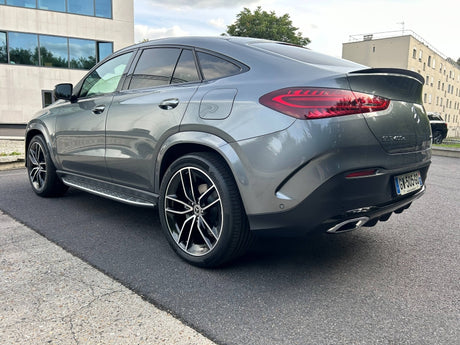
[141,0,259,9]
[134,24,189,42]
[209,18,226,30]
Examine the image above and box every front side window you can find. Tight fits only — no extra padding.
[69,38,96,69]
[8,32,39,66]
[197,52,241,80]
[38,0,65,11]
[129,48,181,90]
[68,0,93,16]
[39,35,68,67]
[0,32,6,63]
[80,52,132,97]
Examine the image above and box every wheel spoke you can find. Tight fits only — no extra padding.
[165,195,193,215]
[197,220,213,249]
[178,215,195,243]
[200,216,219,241]
[198,184,215,203]
[180,169,195,204]
[202,197,221,211]
[184,216,197,251]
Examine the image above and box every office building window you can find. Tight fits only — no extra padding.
[427,56,431,67]
[69,38,96,69]
[42,90,55,107]
[8,32,39,66]
[38,0,66,12]
[432,58,436,69]
[39,35,68,67]
[68,0,93,16]
[3,0,112,18]
[412,48,416,59]
[95,0,111,18]
[97,41,112,61]
[6,0,35,7]
[0,32,6,63]
[0,30,112,69]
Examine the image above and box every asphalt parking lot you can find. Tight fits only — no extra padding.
[0,155,459,344]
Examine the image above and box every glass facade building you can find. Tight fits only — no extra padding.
[0,0,134,123]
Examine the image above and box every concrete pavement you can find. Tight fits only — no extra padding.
[0,210,217,345]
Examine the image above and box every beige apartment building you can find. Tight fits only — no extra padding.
[343,31,460,138]
[0,0,134,124]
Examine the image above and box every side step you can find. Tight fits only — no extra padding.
[59,172,157,208]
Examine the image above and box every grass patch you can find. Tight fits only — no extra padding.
[0,151,22,157]
[433,143,460,149]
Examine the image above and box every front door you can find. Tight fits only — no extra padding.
[55,51,134,179]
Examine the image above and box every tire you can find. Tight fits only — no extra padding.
[432,130,443,144]
[27,135,68,197]
[158,152,251,267]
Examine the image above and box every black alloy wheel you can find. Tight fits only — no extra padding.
[159,152,251,267]
[27,135,68,197]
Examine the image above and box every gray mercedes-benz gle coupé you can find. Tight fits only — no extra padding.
[25,37,431,267]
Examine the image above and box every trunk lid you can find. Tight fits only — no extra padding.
[347,68,431,153]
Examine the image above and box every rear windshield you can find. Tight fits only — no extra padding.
[250,42,363,68]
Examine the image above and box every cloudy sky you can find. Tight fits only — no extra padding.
[134,0,459,60]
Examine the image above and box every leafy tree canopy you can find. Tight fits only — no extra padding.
[225,6,310,46]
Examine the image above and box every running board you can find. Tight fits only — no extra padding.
[58,172,157,208]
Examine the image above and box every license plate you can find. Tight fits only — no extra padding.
[394,171,422,196]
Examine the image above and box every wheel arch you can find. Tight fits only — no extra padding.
[156,132,250,210]
[25,122,56,167]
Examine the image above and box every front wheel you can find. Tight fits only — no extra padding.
[158,152,251,267]
[27,135,68,197]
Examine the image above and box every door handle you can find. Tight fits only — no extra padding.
[159,98,179,110]
[92,105,106,115]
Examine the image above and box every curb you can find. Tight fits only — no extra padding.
[431,146,460,158]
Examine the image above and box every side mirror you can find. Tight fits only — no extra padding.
[54,83,74,101]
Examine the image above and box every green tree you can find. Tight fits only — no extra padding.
[225,6,310,46]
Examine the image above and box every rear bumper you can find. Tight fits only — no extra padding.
[247,162,430,233]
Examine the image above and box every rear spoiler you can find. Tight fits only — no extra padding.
[349,68,424,85]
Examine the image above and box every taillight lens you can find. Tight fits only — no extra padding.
[259,87,390,119]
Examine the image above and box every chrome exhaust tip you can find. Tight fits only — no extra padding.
[326,217,370,234]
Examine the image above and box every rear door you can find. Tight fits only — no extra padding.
[105,47,201,191]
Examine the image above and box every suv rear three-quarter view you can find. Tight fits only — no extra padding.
[25,36,432,267]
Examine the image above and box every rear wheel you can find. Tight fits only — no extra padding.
[27,135,68,197]
[432,130,443,144]
[159,152,251,267]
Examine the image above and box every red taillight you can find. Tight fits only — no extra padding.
[345,169,378,178]
[259,87,390,119]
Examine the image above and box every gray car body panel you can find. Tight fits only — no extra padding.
[26,36,431,233]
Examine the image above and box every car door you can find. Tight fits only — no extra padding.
[55,51,134,179]
[105,47,200,191]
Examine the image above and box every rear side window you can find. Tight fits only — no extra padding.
[197,52,242,80]
[129,48,181,89]
[171,49,200,84]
